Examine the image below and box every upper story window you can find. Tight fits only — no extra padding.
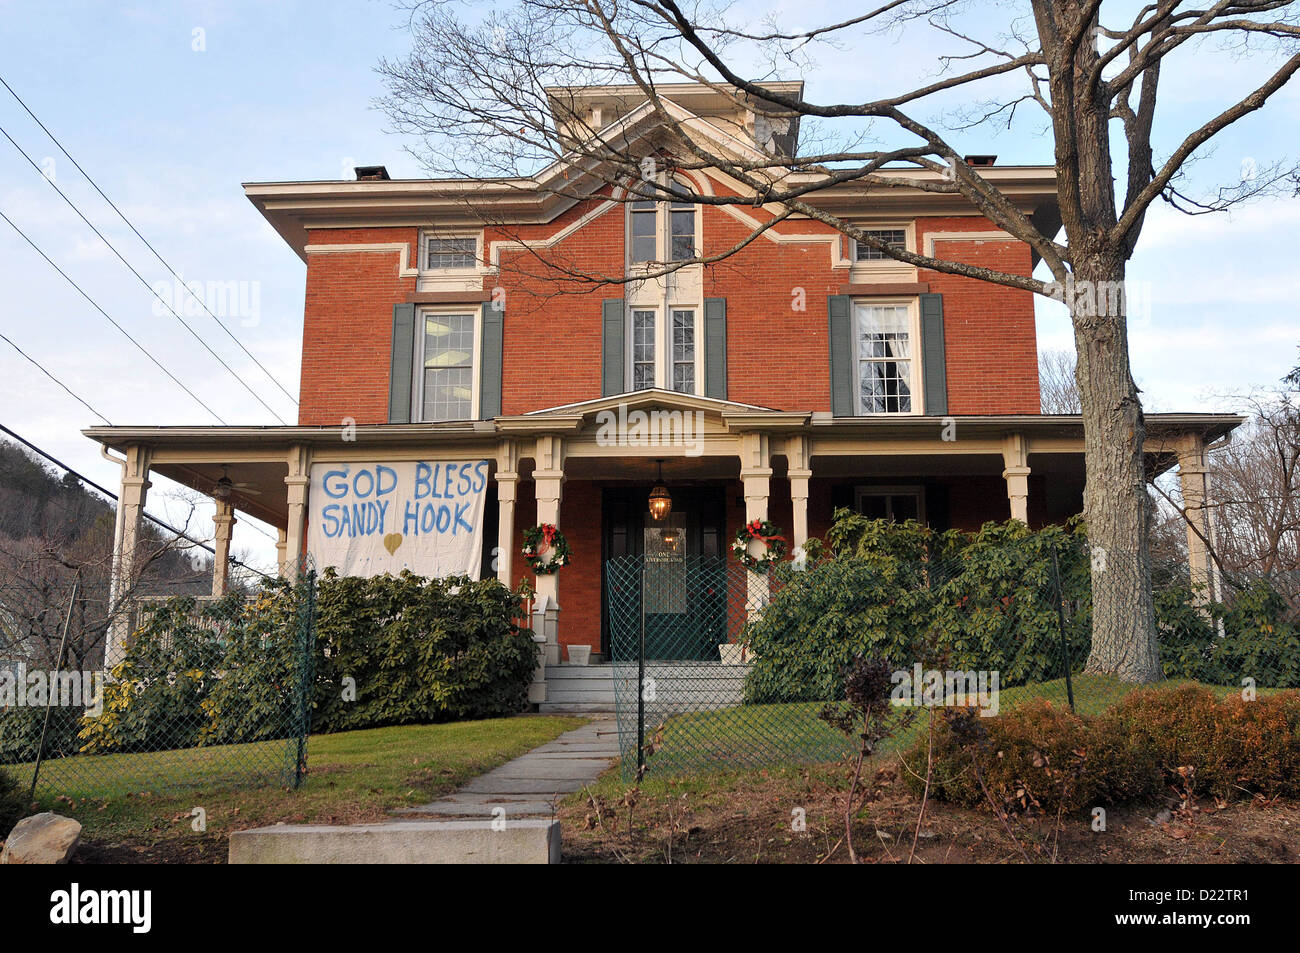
[854,228,907,261]
[417,310,476,421]
[423,235,479,270]
[628,185,698,264]
[855,301,918,414]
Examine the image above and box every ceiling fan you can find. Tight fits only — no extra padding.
[212,464,262,501]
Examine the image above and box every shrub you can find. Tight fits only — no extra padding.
[0,705,82,765]
[903,700,1160,814]
[1105,686,1300,798]
[0,767,27,836]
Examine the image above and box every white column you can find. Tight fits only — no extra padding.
[283,444,311,579]
[786,433,812,551]
[532,433,565,665]
[275,528,288,571]
[740,431,773,613]
[212,498,236,597]
[107,443,152,666]
[1001,433,1031,524]
[1178,434,1221,604]
[495,440,519,585]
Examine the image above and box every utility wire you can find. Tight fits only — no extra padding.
[0,207,227,423]
[0,332,113,425]
[0,122,288,423]
[0,71,298,407]
[0,422,272,578]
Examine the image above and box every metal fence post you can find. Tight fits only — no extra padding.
[28,574,79,802]
[292,562,316,789]
[637,555,646,780]
[1049,541,1076,712]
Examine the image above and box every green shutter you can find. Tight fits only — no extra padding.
[920,293,948,416]
[828,295,853,416]
[480,300,504,419]
[389,303,415,423]
[601,298,625,396]
[703,297,727,400]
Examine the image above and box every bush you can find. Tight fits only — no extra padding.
[0,767,27,836]
[902,700,1160,814]
[311,570,537,732]
[1105,686,1300,799]
[0,705,82,765]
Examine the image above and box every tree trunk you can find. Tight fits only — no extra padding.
[1072,256,1161,682]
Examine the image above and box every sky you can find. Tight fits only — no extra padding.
[0,0,1297,573]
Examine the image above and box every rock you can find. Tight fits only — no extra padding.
[0,812,82,865]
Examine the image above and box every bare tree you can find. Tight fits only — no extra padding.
[379,0,1300,681]
[1039,348,1082,414]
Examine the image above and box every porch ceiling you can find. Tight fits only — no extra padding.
[149,460,290,529]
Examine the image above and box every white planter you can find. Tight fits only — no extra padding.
[567,645,592,666]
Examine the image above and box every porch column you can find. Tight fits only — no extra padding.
[283,444,311,579]
[786,433,812,552]
[495,439,519,585]
[1177,434,1221,603]
[533,434,565,664]
[107,443,152,666]
[740,432,773,612]
[1001,433,1031,524]
[211,499,236,597]
[275,528,288,571]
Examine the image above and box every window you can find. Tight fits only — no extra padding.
[855,303,914,414]
[855,228,906,261]
[855,486,924,523]
[671,309,695,393]
[420,312,475,420]
[425,236,477,270]
[632,310,656,390]
[627,185,698,263]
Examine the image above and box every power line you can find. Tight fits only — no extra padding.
[0,207,228,424]
[0,122,289,424]
[0,71,298,408]
[0,332,113,425]
[0,422,272,579]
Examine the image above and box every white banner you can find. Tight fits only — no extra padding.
[307,461,489,579]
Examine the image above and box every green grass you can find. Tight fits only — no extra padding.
[627,675,1275,780]
[8,715,584,847]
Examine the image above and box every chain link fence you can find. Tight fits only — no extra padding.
[0,562,316,800]
[608,535,1300,779]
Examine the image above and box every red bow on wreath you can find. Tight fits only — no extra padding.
[746,518,786,546]
[538,524,557,555]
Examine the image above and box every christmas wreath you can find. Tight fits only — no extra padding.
[731,518,787,572]
[523,523,570,575]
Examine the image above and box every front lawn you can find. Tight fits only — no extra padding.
[7,714,584,863]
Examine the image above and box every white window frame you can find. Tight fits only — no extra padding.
[854,485,927,524]
[625,304,703,394]
[418,230,484,273]
[412,305,482,422]
[852,297,923,416]
[625,178,702,268]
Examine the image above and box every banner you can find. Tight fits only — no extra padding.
[307,461,489,579]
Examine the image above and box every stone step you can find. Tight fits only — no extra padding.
[539,701,617,713]
[229,820,560,864]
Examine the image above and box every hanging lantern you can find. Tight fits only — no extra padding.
[648,459,672,521]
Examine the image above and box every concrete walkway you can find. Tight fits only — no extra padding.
[391,716,620,822]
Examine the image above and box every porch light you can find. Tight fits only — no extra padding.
[648,459,672,521]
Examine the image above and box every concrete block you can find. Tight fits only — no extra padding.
[229,819,560,864]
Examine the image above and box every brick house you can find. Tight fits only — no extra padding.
[86,82,1237,693]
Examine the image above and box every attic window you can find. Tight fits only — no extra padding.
[854,229,907,261]
[425,236,478,270]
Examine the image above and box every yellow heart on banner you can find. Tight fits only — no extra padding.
[383,533,403,556]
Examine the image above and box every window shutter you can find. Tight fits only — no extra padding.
[919,293,948,416]
[601,298,625,396]
[703,297,727,400]
[389,303,416,423]
[480,300,504,419]
[828,295,853,416]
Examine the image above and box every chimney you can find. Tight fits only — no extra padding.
[354,165,391,181]
[963,155,997,167]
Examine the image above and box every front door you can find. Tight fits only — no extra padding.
[601,486,726,658]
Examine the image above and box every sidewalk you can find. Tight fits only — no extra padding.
[390,716,620,821]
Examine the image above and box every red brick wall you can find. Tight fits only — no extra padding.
[296,195,1043,424]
